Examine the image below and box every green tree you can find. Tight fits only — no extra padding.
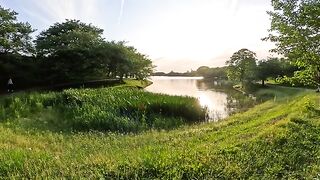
[98,41,130,80]
[257,58,283,86]
[43,48,107,83]
[126,49,153,80]
[35,19,104,56]
[196,66,210,77]
[196,66,227,79]
[206,67,228,80]
[133,54,153,80]
[226,48,257,86]
[91,41,153,81]
[35,20,105,83]
[264,0,320,91]
[0,6,34,54]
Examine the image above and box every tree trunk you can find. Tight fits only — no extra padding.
[119,72,124,82]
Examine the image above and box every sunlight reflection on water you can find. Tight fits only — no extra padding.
[145,76,232,121]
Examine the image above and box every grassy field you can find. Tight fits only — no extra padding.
[0,84,319,178]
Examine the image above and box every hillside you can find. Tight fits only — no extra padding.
[0,86,319,178]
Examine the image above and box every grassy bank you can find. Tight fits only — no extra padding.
[123,79,153,88]
[0,87,205,133]
[0,86,319,178]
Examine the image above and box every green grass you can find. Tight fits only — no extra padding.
[0,87,205,133]
[121,79,153,88]
[265,79,279,85]
[254,84,311,101]
[0,86,319,178]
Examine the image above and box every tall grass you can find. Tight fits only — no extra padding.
[0,87,206,132]
[0,89,319,178]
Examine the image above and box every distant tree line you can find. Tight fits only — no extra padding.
[0,6,153,91]
[152,71,195,77]
[152,67,228,79]
[194,66,228,80]
[153,56,298,88]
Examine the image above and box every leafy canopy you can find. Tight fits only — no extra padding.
[101,41,153,80]
[264,0,320,87]
[35,20,153,82]
[35,19,104,56]
[226,48,257,84]
[0,6,34,54]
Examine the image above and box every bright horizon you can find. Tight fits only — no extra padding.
[0,0,275,72]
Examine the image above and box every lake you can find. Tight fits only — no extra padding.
[145,76,255,121]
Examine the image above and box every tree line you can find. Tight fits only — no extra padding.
[153,0,319,89]
[226,49,298,87]
[206,0,319,90]
[0,6,153,90]
[152,58,296,87]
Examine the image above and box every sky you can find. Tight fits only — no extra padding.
[0,0,275,72]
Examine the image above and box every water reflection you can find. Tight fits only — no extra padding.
[146,76,256,121]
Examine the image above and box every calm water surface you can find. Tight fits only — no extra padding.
[146,76,254,121]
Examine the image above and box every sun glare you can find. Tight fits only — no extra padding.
[198,92,213,109]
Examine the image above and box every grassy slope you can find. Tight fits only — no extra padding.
[0,86,319,178]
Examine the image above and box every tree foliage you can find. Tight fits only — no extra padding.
[0,6,34,54]
[35,20,105,82]
[195,66,227,79]
[256,58,297,86]
[99,41,153,80]
[0,5,153,91]
[34,20,153,83]
[226,48,257,85]
[264,0,320,88]
[35,19,104,56]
